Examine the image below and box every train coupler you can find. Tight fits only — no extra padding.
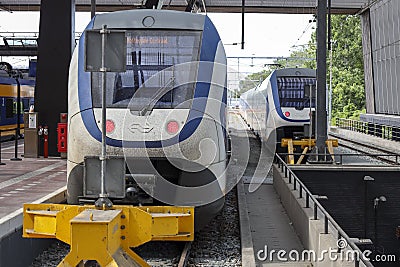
[23,204,194,267]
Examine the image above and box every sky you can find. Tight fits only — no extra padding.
[0,11,315,78]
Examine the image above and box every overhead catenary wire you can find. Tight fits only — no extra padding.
[291,17,316,49]
[201,0,206,13]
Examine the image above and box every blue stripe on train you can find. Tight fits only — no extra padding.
[270,71,309,123]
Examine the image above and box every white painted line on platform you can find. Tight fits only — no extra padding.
[2,194,11,197]
[9,191,19,194]
[15,188,25,191]
[1,144,24,151]
[0,186,67,238]
[0,161,65,190]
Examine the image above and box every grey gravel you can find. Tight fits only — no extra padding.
[333,143,392,165]
[31,242,69,267]
[187,189,241,267]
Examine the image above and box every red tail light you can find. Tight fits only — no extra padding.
[166,120,179,134]
[106,119,115,133]
[284,111,291,117]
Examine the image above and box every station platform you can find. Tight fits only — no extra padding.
[228,111,309,267]
[239,179,309,267]
[0,141,66,237]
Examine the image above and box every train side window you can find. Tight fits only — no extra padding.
[13,101,23,113]
[23,99,29,112]
[5,98,14,118]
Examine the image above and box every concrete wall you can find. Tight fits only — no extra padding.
[290,167,400,267]
[273,165,368,267]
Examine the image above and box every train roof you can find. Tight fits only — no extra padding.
[240,86,258,98]
[273,68,316,78]
[93,9,206,30]
[0,76,35,86]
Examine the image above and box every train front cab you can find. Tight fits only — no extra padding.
[270,69,316,154]
[67,9,228,231]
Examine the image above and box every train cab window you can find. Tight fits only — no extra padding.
[91,30,201,110]
[277,77,316,108]
[5,98,14,118]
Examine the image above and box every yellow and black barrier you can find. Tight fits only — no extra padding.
[23,204,194,267]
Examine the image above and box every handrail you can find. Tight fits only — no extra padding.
[335,118,400,142]
[275,154,374,267]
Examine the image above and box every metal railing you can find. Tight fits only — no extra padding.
[275,154,374,267]
[335,118,400,142]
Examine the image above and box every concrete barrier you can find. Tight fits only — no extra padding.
[273,165,369,267]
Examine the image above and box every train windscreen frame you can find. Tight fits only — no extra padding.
[277,77,316,109]
[91,30,202,109]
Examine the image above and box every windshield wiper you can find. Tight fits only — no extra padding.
[136,77,175,116]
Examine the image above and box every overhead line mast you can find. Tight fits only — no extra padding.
[315,0,328,160]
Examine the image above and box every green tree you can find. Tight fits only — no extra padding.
[240,15,365,120]
[329,15,365,120]
[238,69,271,94]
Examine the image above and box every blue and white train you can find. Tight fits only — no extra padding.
[67,9,227,229]
[239,68,316,150]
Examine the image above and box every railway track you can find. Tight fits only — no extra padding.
[31,241,192,267]
[30,187,241,267]
[329,132,400,165]
[134,240,192,267]
[178,242,192,267]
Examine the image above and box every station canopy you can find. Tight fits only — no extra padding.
[0,0,373,14]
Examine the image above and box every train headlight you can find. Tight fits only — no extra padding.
[284,111,291,117]
[106,119,115,133]
[166,120,179,134]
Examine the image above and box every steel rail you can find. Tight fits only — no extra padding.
[178,242,192,267]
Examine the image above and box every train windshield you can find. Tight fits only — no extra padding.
[91,30,201,109]
[277,77,316,108]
